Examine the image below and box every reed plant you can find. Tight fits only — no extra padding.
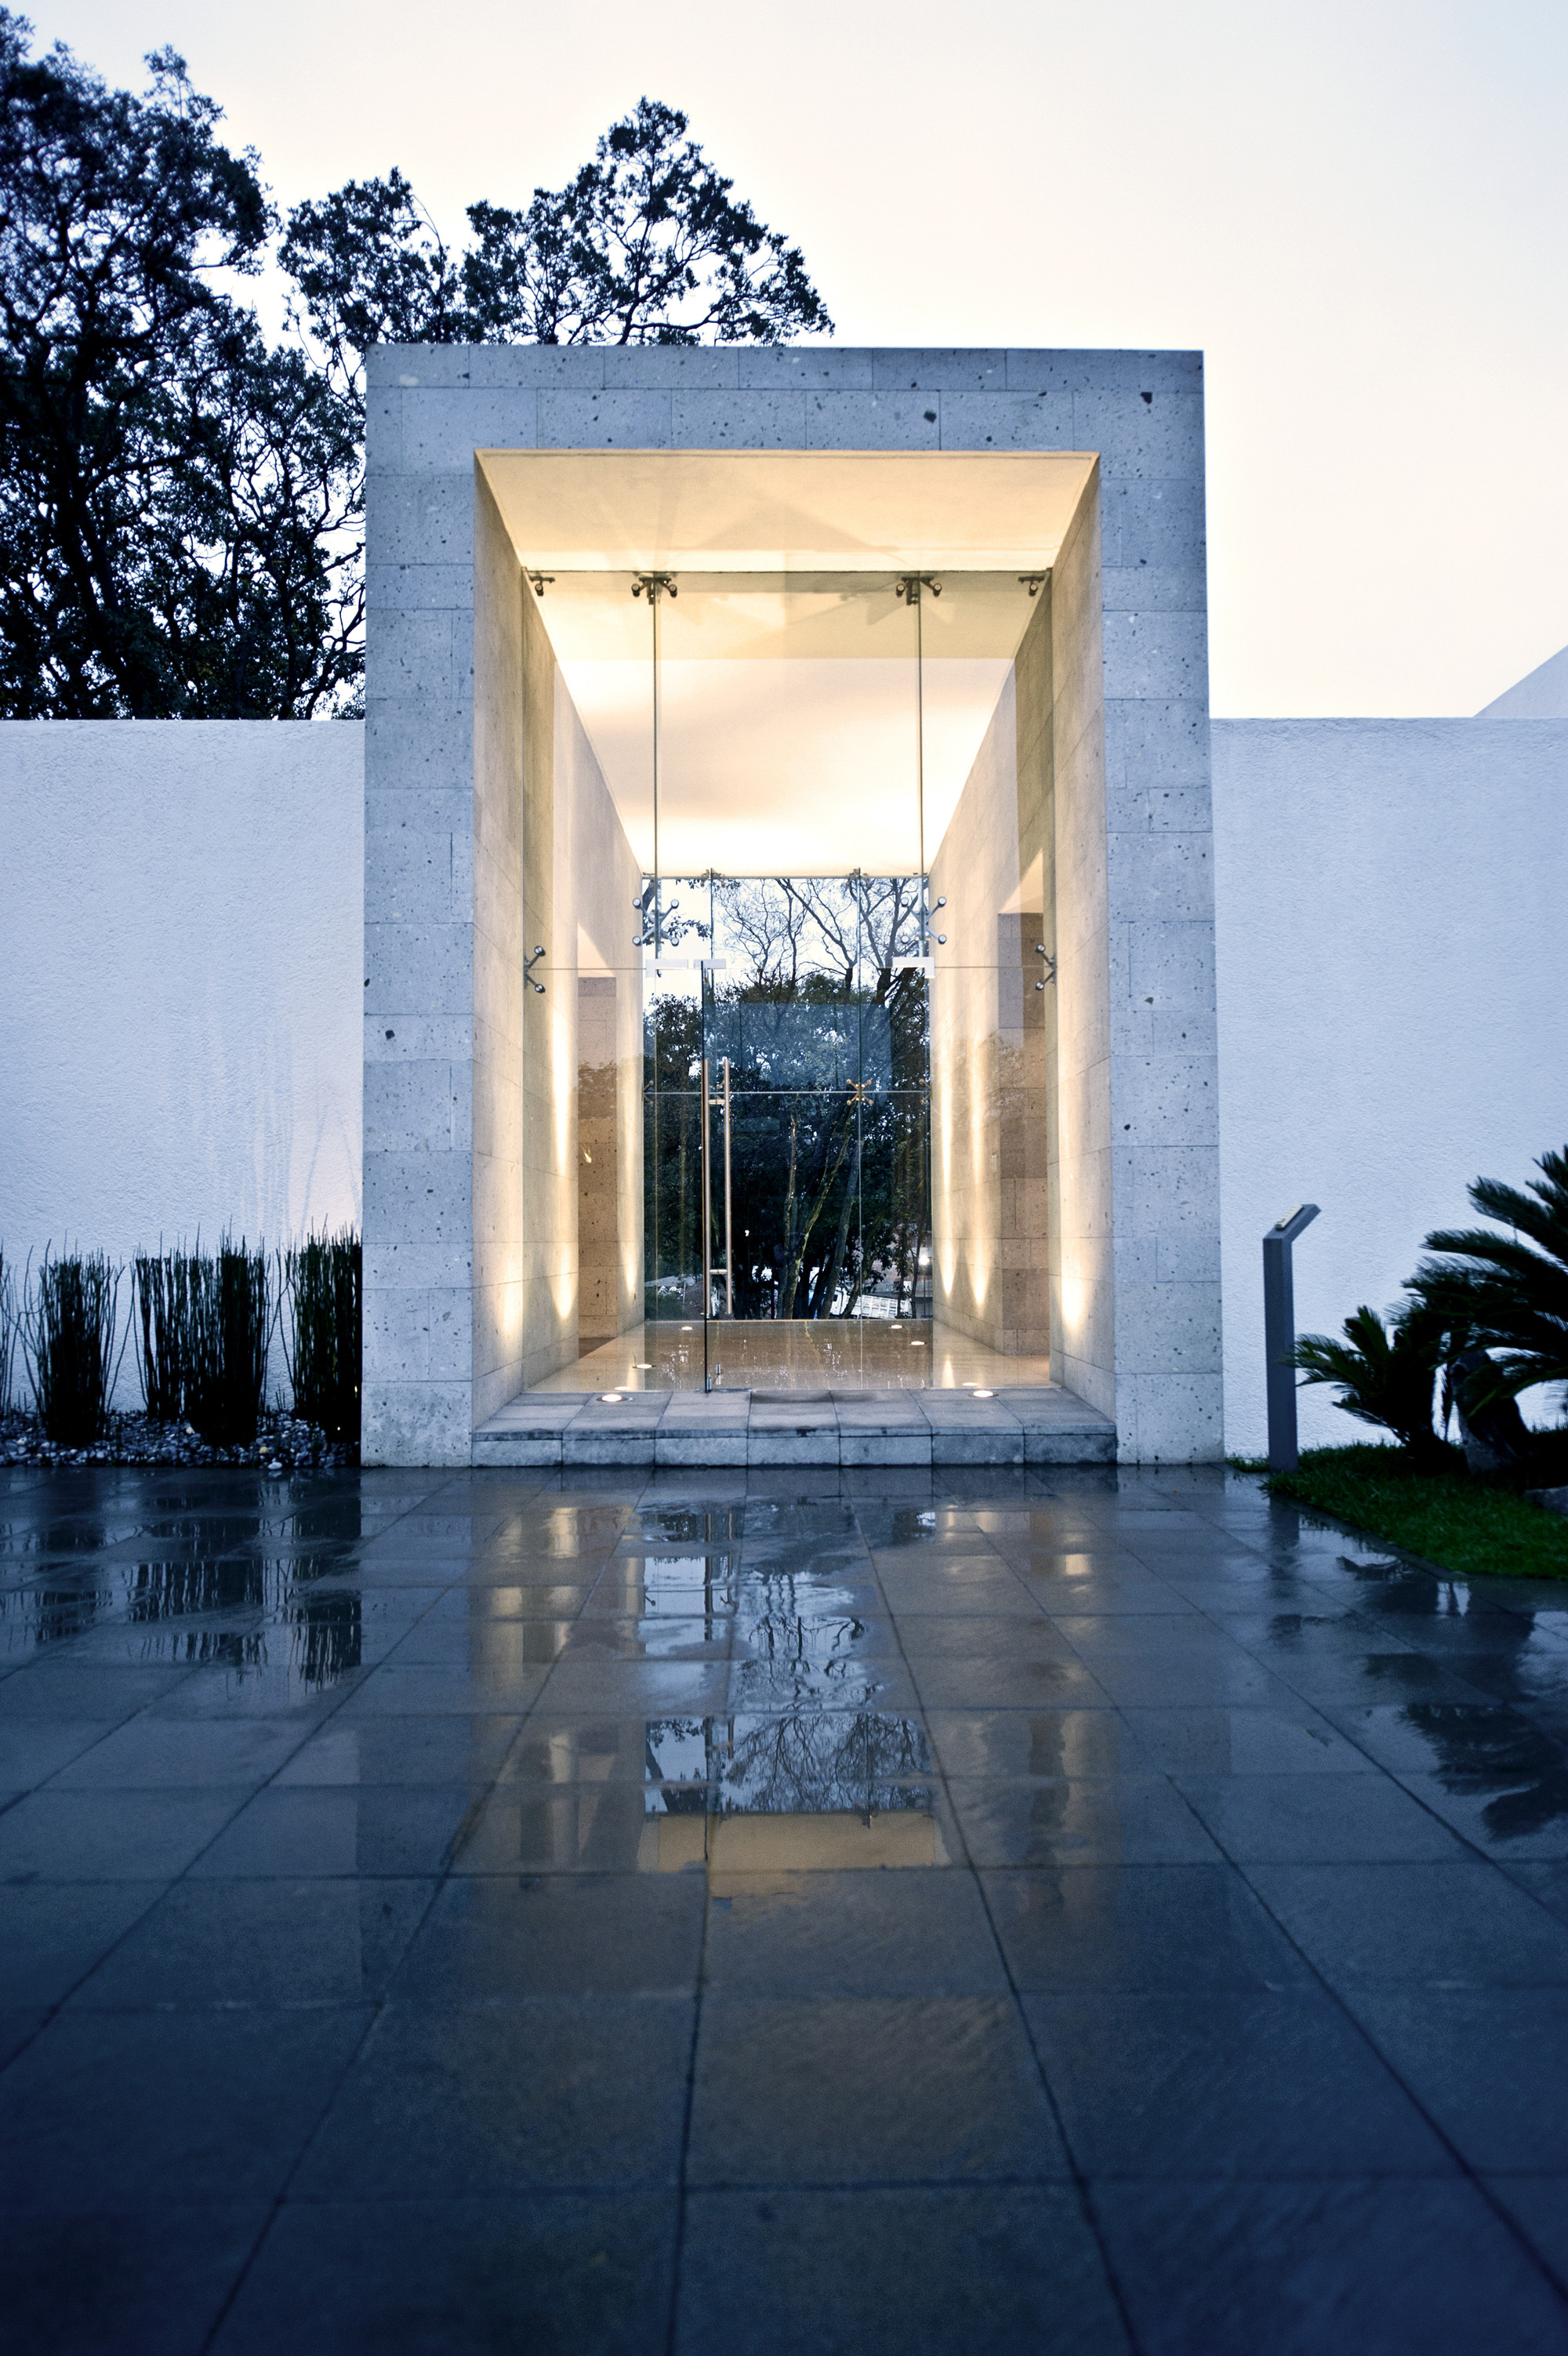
[23,1249,127,1445]
[0,1248,18,1411]
[186,1236,271,1448]
[133,1247,199,1423]
[282,1229,361,1448]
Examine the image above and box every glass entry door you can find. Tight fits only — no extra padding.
[644,877,933,1389]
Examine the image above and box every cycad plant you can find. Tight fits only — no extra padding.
[281,1229,361,1448]
[24,1249,127,1445]
[1290,1301,1455,1465]
[1412,1145,1568,1420]
[186,1236,271,1448]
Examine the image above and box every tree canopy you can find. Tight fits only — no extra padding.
[0,20,831,718]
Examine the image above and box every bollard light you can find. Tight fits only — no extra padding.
[1263,1203,1320,1472]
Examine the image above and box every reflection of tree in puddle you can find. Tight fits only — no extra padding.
[1334,1552,1568,1842]
[643,1710,930,1817]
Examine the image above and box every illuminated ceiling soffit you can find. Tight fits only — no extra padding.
[476,447,1098,575]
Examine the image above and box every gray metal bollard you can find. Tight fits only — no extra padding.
[1263,1204,1320,1472]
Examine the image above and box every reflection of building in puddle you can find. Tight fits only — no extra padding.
[640,1808,945,1871]
[638,1709,942,1869]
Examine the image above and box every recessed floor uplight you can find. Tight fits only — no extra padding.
[890,1323,902,1330]
[681,1324,693,1331]
[910,1341,925,1348]
[636,1362,653,1370]
[601,1392,623,1403]
[973,1389,994,1398]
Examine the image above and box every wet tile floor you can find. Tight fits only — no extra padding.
[2,1462,1568,2354]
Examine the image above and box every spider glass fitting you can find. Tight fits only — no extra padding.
[526,945,546,996]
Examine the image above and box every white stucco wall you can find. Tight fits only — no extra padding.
[1214,717,1568,1457]
[0,721,364,1404]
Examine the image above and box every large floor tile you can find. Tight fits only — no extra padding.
[949,1777,1221,1868]
[0,2007,369,2208]
[295,1996,693,2195]
[1089,2176,1568,2355]
[67,1877,435,2009]
[0,2206,268,2356]
[701,1868,1007,1998]
[272,1710,524,1786]
[187,1784,478,1878]
[925,1708,1145,1781]
[1243,1860,1568,1987]
[1342,1985,1568,2171]
[214,2191,678,2356]
[1117,1703,1376,1777]
[0,1879,169,2007]
[674,2185,1131,2356]
[982,1863,1316,1992]
[687,1995,1071,2185]
[390,1871,706,1998]
[0,1787,247,1880]
[1028,1989,1453,2178]
[1174,1771,1468,1863]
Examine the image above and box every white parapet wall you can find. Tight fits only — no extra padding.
[1213,717,1568,1458]
[0,720,364,1407]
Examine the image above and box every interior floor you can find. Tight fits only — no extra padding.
[528,1319,1054,1393]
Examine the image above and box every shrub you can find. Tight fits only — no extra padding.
[1290,1301,1456,1465]
[23,1248,127,1445]
[1413,1145,1568,1420]
[133,1247,199,1423]
[282,1229,361,1448]
[186,1236,271,1448]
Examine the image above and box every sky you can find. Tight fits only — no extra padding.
[27,0,1566,715]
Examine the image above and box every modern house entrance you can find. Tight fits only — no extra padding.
[362,353,1221,1465]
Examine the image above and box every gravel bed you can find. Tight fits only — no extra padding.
[0,1408,354,1471]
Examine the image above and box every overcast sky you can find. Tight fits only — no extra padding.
[30,0,1566,715]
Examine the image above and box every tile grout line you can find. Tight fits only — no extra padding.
[871,1485,1148,2356]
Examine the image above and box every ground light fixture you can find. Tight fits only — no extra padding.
[1263,1203,1321,1472]
[601,1393,622,1403]
[972,1389,994,1398]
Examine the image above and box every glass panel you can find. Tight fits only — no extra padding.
[520,561,1058,1393]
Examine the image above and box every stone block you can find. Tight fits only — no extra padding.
[365,1015,472,1065]
[747,1427,840,1466]
[364,919,472,1017]
[1027,1426,1118,1464]
[364,1058,459,1155]
[804,393,940,449]
[736,347,876,389]
[537,391,674,448]
[471,1434,563,1466]
[1127,919,1218,1014]
[656,1428,750,1467]
[1006,350,1203,395]
[1073,391,1205,478]
[1102,566,1206,615]
[400,389,539,471]
[929,1425,1025,1465]
[605,347,739,388]
[367,474,473,568]
[939,391,1074,449]
[840,1432,931,1465]
[1107,830,1214,925]
[365,702,474,796]
[361,1377,472,1467]
[368,609,453,702]
[1113,1280,1223,1377]
[362,1147,472,1247]
[469,347,607,388]
[1111,1052,1219,1150]
[365,1239,473,1291]
[365,563,474,613]
[873,350,1007,391]
[368,346,481,390]
[1101,478,1207,571]
[365,827,459,920]
[1118,1369,1225,1463]
[671,391,807,447]
[1102,611,1209,702]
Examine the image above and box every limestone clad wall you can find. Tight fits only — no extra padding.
[363,343,1219,1461]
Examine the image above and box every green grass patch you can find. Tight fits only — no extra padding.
[1240,1444,1568,1584]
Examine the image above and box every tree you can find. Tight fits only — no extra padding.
[0,16,362,717]
[282,97,833,379]
[0,19,832,720]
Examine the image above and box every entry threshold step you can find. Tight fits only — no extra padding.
[472,1386,1116,1468]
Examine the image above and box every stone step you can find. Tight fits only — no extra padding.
[472,1385,1116,1468]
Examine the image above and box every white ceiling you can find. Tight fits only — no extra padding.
[480,451,1091,875]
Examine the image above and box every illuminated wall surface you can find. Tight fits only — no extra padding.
[362,351,1218,1465]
